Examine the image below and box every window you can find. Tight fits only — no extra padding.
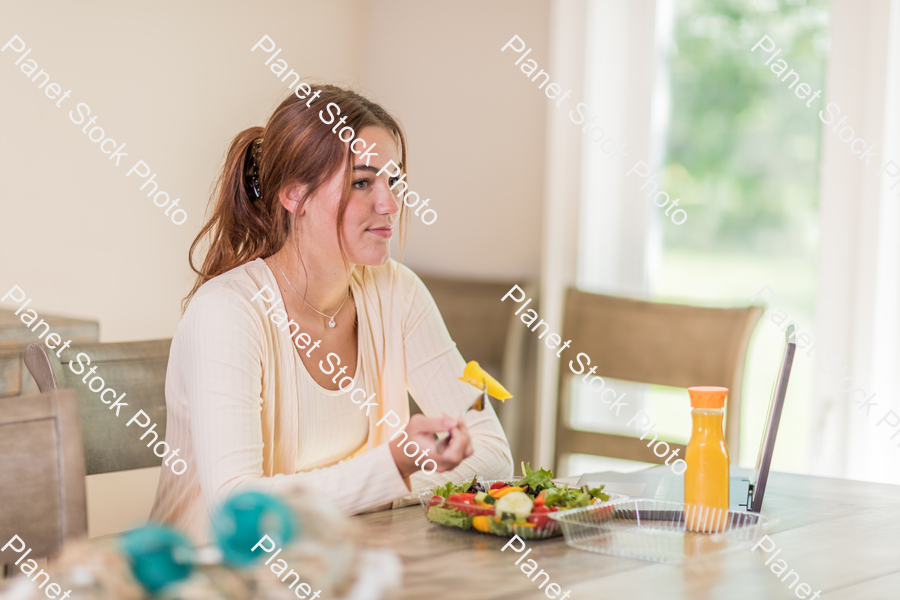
[570,0,830,476]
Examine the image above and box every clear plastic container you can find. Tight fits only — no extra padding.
[417,480,627,540]
[549,498,773,563]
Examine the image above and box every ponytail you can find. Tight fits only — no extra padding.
[184,126,284,309]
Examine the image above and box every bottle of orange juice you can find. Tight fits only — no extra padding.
[684,386,730,533]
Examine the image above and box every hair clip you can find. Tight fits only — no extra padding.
[244,137,263,202]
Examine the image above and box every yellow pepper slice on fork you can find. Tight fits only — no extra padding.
[459,361,513,401]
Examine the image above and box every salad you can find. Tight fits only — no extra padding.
[422,463,612,539]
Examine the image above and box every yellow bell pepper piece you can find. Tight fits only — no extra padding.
[459,361,513,401]
[472,516,491,532]
[490,486,525,499]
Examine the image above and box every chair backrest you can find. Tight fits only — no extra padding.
[24,339,172,475]
[555,288,762,471]
[0,390,87,572]
[0,307,99,399]
[417,274,537,461]
[417,275,529,378]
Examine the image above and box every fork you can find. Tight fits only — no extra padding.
[434,383,489,453]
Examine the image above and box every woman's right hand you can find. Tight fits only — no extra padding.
[389,413,474,479]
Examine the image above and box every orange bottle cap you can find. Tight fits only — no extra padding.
[688,386,728,408]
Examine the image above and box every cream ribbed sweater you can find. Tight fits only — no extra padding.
[291,337,368,473]
[149,258,514,543]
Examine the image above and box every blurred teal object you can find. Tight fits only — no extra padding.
[214,491,296,567]
[119,525,195,595]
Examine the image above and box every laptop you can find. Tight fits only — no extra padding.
[577,324,797,513]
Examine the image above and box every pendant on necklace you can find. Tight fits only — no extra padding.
[328,318,336,328]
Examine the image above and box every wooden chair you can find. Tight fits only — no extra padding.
[417,274,537,462]
[555,288,762,471]
[0,390,87,576]
[24,339,171,475]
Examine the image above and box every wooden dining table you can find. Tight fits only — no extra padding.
[354,467,900,600]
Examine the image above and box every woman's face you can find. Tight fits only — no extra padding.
[291,126,402,267]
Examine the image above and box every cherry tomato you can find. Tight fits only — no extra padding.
[463,502,486,516]
[449,493,476,501]
[461,505,489,517]
[490,481,509,490]
[446,494,481,516]
[428,495,444,508]
[527,505,552,528]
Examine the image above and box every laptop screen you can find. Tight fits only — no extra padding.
[748,324,797,512]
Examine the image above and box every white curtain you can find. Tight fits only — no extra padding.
[811,0,900,483]
[535,0,588,468]
[577,0,668,297]
[536,0,665,466]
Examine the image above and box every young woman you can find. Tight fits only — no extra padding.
[149,85,513,542]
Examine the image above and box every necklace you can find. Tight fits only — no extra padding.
[273,257,349,328]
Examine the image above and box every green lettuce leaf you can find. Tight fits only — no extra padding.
[427,506,471,529]
[488,517,511,536]
[565,490,593,509]
[541,485,600,509]
[433,482,454,499]
[516,462,555,491]
[541,485,569,507]
[433,475,478,498]
[454,475,478,494]
[586,485,610,502]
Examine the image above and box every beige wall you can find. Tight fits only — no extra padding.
[361,0,548,280]
[1,0,547,343]
[1,1,549,536]
[1,0,367,342]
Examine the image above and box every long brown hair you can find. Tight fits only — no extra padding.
[184,84,408,309]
